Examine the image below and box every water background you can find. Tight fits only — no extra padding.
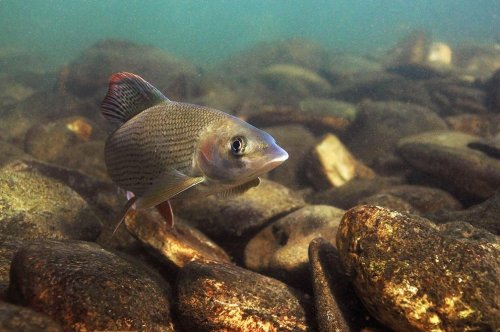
[1,0,499,68]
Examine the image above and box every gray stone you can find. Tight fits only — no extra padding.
[244,205,344,287]
[0,302,62,332]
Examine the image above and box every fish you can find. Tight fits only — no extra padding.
[101,72,288,232]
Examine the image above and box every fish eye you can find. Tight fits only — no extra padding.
[230,136,245,156]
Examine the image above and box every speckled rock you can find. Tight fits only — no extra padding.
[8,240,174,331]
[61,39,202,107]
[337,205,499,332]
[0,160,102,241]
[342,100,448,168]
[264,125,316,189]
[0,302,62,332]
[309,176,404,210]
[427,192,500,235]
[309,238,383,332]
[175,259,313,332]
[358,193,417,214]
[244,205,344,287]
[124,208,231,268]
[171,179,306,257]
[398,131,500,200]
[306,134,375,190]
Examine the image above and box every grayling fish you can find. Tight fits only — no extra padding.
[101,72,288,229]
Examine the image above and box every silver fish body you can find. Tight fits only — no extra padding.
[102,72,288,210]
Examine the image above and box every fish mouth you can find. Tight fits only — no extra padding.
[260,144,289,173]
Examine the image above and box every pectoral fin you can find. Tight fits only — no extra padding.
[217,177,261,198]
[136,170,204,209]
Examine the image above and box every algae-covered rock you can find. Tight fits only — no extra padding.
[337,205,499,332]
[244,205,345,287]
[0,160,102,241]
[0,301,63,332]
[445,113,500,137]
[0,140,31,167]
[175,259,313,332]
[398,131,500,201]
[8,240,174,331]
[0,236,24,297]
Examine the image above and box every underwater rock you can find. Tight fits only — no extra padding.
[454,45,500,80]
[383,31,452,79]
[427,192,500,235]
[8,240,174,331]
[320,54,383,84]
[445,113,500,137]
[306,134,375,190]
[342,100,447,168]
[244,104,351,134]
[309,176,404,210]
[259,64,332,104]
[425,78,488,116]
[0,160,102,241]
[337,205,500,332]
[299,98,358,123]
[331,71,433,107]
[308,238,383,332]
[171,179,305,257]
[244,205,344,288]
[486,69,500,113]
[376,185,462,214]
[0,79,35,110]
[0,140,31,167]
[62,39,201,104]
[0,236,24,298]
[175,259,313,332]
[358,193,417,214]
[0,301,63,332]
[264,125,316,189]
[124,209,231,268]
[398,131,500,201]
[0,91,92,146]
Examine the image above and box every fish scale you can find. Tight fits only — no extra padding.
[105,102,227,195]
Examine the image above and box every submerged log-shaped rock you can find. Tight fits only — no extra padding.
[336,205,499,332]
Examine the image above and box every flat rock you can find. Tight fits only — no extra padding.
[124,208,231,268]
[0,160,102,241]
[175,259,313,331]
[244,205,345,287]
[264,125,316,189]
[445,114,500,137]
[171,179,305,257]
[8,240,174,331]
[337,205,499,332]
[398,131,500,200]
[306,134,375,190]
[342,100,448,168]
[0,301,62,332]
[309,176,404,209]
[427,192,500,235]
[309,238,384,332]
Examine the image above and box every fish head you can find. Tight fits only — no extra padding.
[196,116,288,185]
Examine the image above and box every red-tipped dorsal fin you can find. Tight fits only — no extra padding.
[101,72,170,125]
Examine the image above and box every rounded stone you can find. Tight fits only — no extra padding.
[0,302,62,332]
[0,160,102,241]
[244,205,345,286]
[337,205,499,331]
[8,240,174,331]
[175,259,313,332]
[398,131,500,201]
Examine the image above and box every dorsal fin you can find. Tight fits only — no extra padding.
[101,72,170,124]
